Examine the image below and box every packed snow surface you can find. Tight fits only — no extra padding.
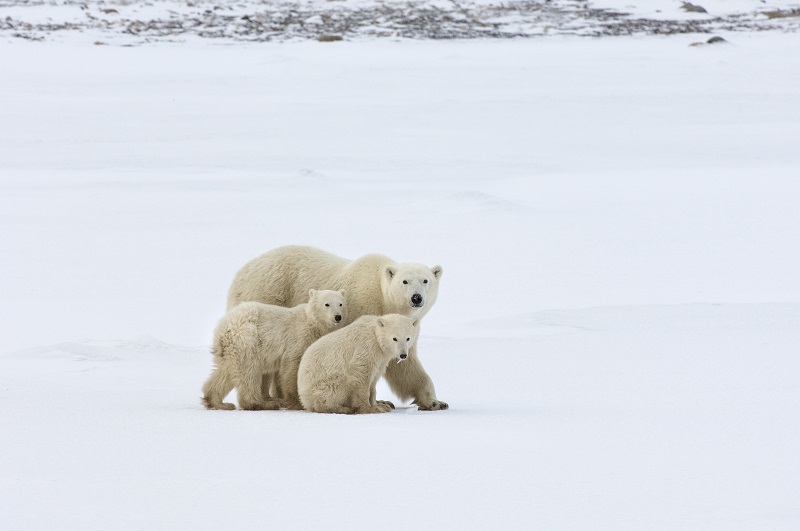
[2,26,800,531]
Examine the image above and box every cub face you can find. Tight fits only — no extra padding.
[307,289,347,329]
[383,263,443,317]
[376,314,418,361]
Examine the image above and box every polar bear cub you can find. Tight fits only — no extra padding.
[202,289,346,411]
[298,314,417,414]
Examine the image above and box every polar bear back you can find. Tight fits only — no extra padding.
[226,246,442,324]
[227,246,350,309]
[214,290,346,367]
[214,301,308,364]
[212,302,304,371]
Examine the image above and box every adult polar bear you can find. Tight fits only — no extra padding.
[227,245,447,411]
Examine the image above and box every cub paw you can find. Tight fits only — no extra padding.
[281,400,305,411]
[241,400,281,411]
[376,400,395,410]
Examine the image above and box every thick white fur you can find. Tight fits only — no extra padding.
[202,289,346,410]
[298,314,417,414]
[226,245,447,410]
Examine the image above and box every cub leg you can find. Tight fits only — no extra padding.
[277,358,304,410]
[371,380,395,410]
[238,372,281,411]
[353,389,392,414]
[202,367,236,410]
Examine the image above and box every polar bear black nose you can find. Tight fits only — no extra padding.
[411,293,423,306]
[400,353,408,360]
[335,315,342,322]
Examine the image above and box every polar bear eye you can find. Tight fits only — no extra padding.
[406,337,410,341]
[423,279,428,284]
[339,303,342,307]
[325,303,330,307]
[402,280,408,284]
[393,337,397,342]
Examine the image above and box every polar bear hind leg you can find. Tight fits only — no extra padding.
[202,368,236,410]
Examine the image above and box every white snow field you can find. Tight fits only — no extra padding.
[2,32,800,530]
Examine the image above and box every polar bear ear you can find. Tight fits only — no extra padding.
[431,265,443,279]
[412,320,418,327]
[385,265,397,280]
[377,317,385,327]
[308,289,317,299]
[339,290,346,298]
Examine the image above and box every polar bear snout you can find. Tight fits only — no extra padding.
[399,352,408,360]
[410,293,423,307]
[334,314,342,323]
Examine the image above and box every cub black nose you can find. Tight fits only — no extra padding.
[335,315,342,322]
[411,293,423,306]
[400,353,408,360]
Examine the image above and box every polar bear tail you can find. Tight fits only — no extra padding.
[213,320,258,360]
[211,331,225,360]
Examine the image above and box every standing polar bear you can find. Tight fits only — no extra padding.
[202,289,347,411]
[227,245,447,411]
[298,314,417,414]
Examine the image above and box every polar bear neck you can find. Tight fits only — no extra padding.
[300,305,331,339]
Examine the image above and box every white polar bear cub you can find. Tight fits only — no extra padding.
[298,314,417,414]
[227,245,446,411]
[202,289,346,411]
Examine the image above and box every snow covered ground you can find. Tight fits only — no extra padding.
[2,21,800,531]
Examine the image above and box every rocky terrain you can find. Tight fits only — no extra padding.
[2,0,799,43]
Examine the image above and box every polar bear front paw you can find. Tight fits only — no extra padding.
[417,399,449,411]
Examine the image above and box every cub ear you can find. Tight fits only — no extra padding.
[431,265,443,279]
[308,289,317,298]
[385,265,397,280]
[377,317,385,327]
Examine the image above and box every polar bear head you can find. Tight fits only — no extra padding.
[307,289,347,329]
[375,314,418,362]
[383,262,443,318]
